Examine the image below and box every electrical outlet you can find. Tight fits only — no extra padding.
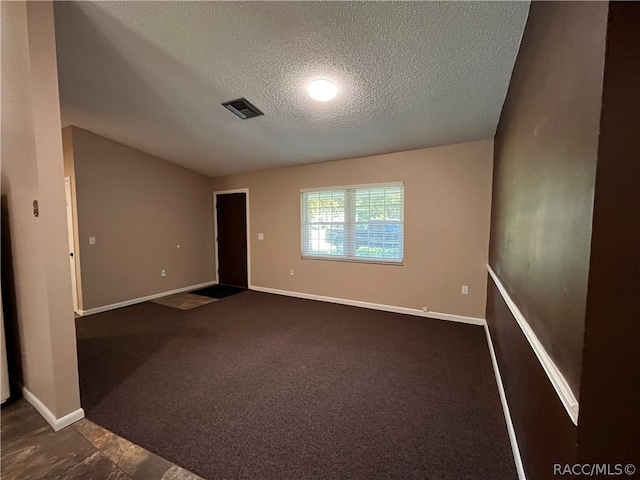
[161,270,166,277]
[462,285,469,295]
[422,306,429,312]
[289,269,294,276]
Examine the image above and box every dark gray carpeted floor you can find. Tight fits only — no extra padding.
[76,291,516,480]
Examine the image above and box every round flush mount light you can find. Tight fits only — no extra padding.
[307,79,338,101]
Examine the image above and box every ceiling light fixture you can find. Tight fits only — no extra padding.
[308,79,337,102]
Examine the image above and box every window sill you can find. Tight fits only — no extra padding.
[301,255,404,266]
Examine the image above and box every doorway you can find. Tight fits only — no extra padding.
[64,177,79,313]
[214,190,250,288]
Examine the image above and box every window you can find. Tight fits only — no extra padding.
[301,182,404,264]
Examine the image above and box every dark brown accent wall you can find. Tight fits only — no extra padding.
[577,2,640,464]
[486,280,577,480]
[489,1,640,476]
[489,0,609,397]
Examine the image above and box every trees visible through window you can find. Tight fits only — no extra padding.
[301,183,404,264]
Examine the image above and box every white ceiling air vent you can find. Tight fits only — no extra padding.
[221,98,264,119]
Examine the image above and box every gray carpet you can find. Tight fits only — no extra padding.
[76,291,516,479]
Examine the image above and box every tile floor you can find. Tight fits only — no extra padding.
[149,292,217,310]
[1,398,205,480]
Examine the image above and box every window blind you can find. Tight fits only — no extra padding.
[301,183,404,264]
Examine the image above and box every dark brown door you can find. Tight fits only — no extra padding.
[216,193,248,288]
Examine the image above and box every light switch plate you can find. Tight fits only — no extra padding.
[258,233,264,240]
[89,237,96,245]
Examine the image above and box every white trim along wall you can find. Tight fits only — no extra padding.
[249,285,485,326]
[487,264,579,425]
[22,386,85,432]
[484,323,527,480]
[78,281,218,316]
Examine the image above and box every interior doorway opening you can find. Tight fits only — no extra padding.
[214,189,250,288]
[64,177,80,313]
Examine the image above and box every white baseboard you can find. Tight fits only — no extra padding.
[22,386,85,432]
[78,280,218,316]
[423,310,484,325]
[487,265,579,425]
[249,285,485,326]
[484,323,526,480]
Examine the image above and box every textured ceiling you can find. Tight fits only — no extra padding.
[54,1,529,177]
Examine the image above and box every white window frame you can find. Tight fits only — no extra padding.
[300,182,404,265]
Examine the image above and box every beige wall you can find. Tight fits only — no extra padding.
[1,1,81,418]
[64,127,215,311]
[212,140,493,319]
